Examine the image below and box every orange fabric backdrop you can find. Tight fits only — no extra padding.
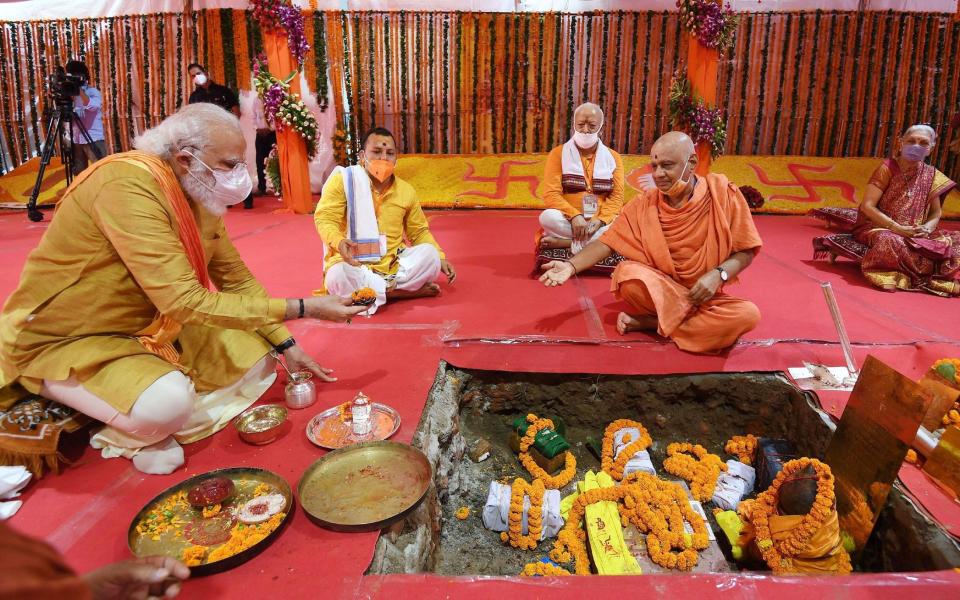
[688,34,720,174]
[263,30,313,214]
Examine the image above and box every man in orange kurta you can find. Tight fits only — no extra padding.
[538,103,625,254]
[540,132,762,353]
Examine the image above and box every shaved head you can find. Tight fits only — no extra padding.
[651,131,696,160]
[648,131,698,198]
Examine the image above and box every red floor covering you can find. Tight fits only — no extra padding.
[1,206,959,598]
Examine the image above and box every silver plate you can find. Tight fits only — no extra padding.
[305,402,401,449]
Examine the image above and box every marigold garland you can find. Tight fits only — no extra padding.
[519,561,571,576]
[455,506,470,520]
[724,434,758,465]
[519,414,576,489]
[547,473,710,574]
[499,477,545,551]
[600,419,652,481]
[663,442,727,502]
[750,458,852,575]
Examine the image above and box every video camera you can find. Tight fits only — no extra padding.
[47,65,84,105]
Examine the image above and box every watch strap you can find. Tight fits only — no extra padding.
[273,337,296,354]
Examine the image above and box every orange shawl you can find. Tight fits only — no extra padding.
[738,508,849,575]
[58,152,210,363]
[601,173,762,288]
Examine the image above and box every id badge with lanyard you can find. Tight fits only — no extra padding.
[582,193,598,219]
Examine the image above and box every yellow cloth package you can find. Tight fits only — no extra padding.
[581,471,642,575]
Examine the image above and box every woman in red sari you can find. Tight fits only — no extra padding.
[853,125,959,296]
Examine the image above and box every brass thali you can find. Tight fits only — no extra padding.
[127,467,293,576]
[298,441,432,531]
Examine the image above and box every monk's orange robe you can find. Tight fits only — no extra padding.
[600,173,762,353]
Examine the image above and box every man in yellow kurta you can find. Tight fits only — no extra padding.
[315,127,456,315]
[540,132,762,353]
[538,102,625,254]
[0,104,364,474]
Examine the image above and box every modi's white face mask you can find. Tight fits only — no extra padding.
[183,150,252,213]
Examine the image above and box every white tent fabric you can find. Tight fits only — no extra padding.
[0,0,955,20]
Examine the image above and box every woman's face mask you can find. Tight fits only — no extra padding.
[184,150,252,208]
[900,143,930,162]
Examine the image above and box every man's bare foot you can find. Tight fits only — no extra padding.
[388,282,441,299]
[616,312,658,335]
[540,235,573,250]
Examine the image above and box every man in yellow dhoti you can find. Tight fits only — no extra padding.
[538,103,625,255]
[0,104,365,474]
[540,131,761,353]
[315,127,456,315]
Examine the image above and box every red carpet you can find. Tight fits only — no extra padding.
[0,205,958,597]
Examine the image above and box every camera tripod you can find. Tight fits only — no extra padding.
[25,101,103,222]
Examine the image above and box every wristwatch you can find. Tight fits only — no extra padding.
[715,266,729,282]
[273,337,297,354]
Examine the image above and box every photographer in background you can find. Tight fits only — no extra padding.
[65,59,108,175]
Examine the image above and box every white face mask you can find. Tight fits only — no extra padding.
[183,150,252,210]
[193,73,208,86]
[572,125,602,149]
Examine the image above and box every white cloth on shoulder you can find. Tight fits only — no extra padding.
[482,480,564,540]
[560,138,617,190]
[613,427,656,477]
[324,165,383,263]
[712,460,756,511]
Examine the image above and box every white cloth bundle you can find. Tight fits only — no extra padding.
[613,427,656,477]
[482,481,564,540]
[712,460,756,511]
[0,466,32,520]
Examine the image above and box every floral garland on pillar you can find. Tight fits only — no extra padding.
[253,55,319,159]
[677,0,738,53]
[668,71,726,158]
[250,0,309,67]
[250,0,315,197]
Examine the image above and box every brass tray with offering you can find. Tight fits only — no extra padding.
[305,401,401,449]
[298,441,431,532]
[127,467,293,575]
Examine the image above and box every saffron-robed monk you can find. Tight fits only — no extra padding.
[539,131,762,353]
